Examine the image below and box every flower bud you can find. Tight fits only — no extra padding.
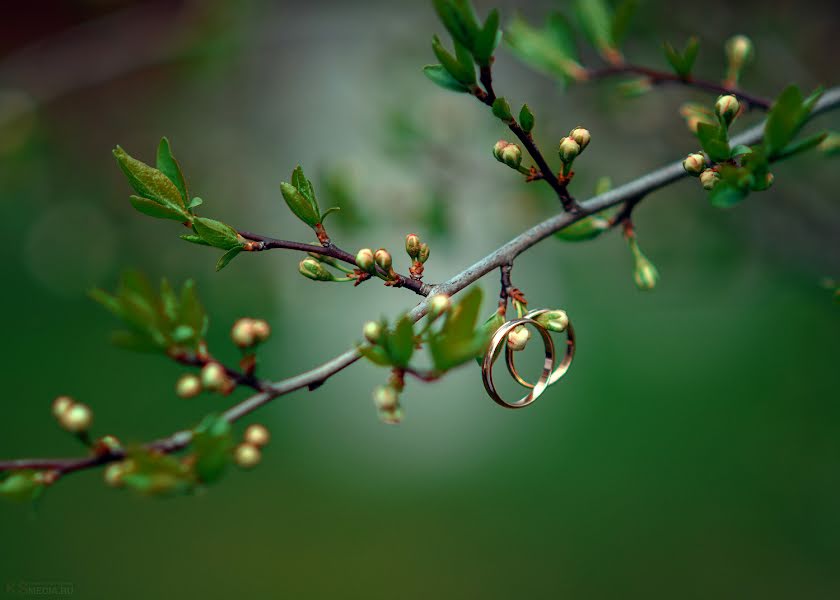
[234,443,262,469]
[558,137,581,163]
[715,95,740,125]
[200,362,227,392]
[230,318,256,348]
[176,373,202,398]
[682,153,706,176]
[405,234,421,259]
[52,396,74,419]
[299,257,334,281]
[104,462,125,488]
[94,435,123,456]
[250,319,271,343]
[372,385,398,411]
[507,324,531,351]
[492,140,510,161]
[355,248,376,273]
[569,127,591,151]
[700,169,720,190]
[500,144,522,169]
[363,321,383,344]
[535,309,569,333]
[374,248,392,272]
[629,240,659,291]
[725,35,754,69]
[428,294,450,318]
[58,402,93,433]
[378,407,404,425]
[244,424,270,448]
[418,243,430,264]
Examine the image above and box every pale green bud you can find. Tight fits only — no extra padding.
[244,424,270,448]
[507,324,530,351]
[428,294,450,318]
[58,402,93,433]
[405,234,421,259]
[682,153,706,176]
[715,95,740,125]
[558,137,581,163]
[569,127,591,151]
[363,321,383,344]
[535,309,569,333]
[200,362,227,391]
[725,35,754,69]
[104,462,125,487]
[355,248,376,273]
[299,257,334,281]
[492,140,510,161]
[629,240,659,291]
[418,243,430,264]
[176,373,202,398]
[234,443,261,469]
[250,319,271,343]
[52,395,74,419]
[700,169,720,190]
[230,318,257,348]
[374,248,392,271]
[373,385,398,411]
[500,144,522,169]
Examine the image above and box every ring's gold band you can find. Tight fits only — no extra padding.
[481,317,556,409]
[505,309,575,390]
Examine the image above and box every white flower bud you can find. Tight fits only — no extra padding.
[234,443,262,469]
[700,169,720,190]
[536,309,569,333]
[715,95,740,125]
[569,127,591,151]
[428,294,450,318]
[373,385,398,411]
[250,319,271,343]
[52,396,74,419]
[506,325,531,351]
[200,362,227,392]
[176,373,202,398]
[363,321,383,344]
[355,248,376,273]
[230,318,256,348]
[682,153,706,176]
[558,137,581,163]
[58,402,93,433]
[725,35,754,69]
[244,424,270,448]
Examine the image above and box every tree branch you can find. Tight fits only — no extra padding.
[3,86,838,479]
[586,64,772,110]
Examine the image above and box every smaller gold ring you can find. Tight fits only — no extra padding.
[505,309,575,389]
[481,318,556,409]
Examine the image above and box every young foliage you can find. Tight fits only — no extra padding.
[280,165,339,230]
[191,413,234,484]
[505,13,585,84]
[763,85,824,159]
[90,272,208,353]
[663,37,699,78]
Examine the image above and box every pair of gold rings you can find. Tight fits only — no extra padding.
[480,309,575,409]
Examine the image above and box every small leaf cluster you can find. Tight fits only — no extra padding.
[280,166,339,234]
[114,139,248,271]
[90,271,207,354]
[662,37,699,79]
[686,86,825,208]
[424,0,501,92]
[505,0,632,83]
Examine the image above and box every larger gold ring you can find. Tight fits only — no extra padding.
[481,318,556,409]
[505,309,575,389]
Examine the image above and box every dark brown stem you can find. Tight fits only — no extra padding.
[238,231,428,296]
[586,64,772,110]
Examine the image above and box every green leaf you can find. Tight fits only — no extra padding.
[432,35,475,84]
[696,122,731,162]
[384,315,415,368]
[192,217,242,250]
[611,0,638,46]
[491,97,512,121]
[180,233,212,246]
[113,146,186,212]
[473,8,500,66]
[358,344,392,367]
[178,280,207,341]
[188,197,203,209]
[216,246,243,271]
[192,414,233,484]
[156,137,188,204]
[773,131,828,161]
[320,206,341,222]
[764,85,804,158]
[110,330,164,353]
[519,104,535,133]
[432,0,480,50]
[281,181,321,227]
[505,14,585,83]
[709,182,749,208]
[0,471,45,503]
[663,37,698,78]
[159,278,178,322]
[555,214,611,241]
[129,195,188,221]
[423,64,471,93]
[574,0,615,57]
[291,166,317,208]
[121,448,195,497]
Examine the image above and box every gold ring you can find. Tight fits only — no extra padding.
[481,317,556,409]
[505,309,575,389]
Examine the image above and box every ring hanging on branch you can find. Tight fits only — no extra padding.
[506,308,575,389]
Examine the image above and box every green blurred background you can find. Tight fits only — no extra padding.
[1,1,839,598]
